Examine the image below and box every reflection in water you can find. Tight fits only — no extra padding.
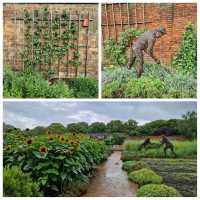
[84,151,138,197]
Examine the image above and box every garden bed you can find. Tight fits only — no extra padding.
[143,158,197,197]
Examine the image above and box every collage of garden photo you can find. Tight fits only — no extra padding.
[2,1,198,199]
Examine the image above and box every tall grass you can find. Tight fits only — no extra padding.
[122,140,196,159]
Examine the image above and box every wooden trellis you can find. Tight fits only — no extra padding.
[102,3,152,42]
[4,8,97,79]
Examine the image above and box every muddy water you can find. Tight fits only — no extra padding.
[84,151,138,197]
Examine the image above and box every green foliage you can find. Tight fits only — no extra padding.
[172,23,197,77]
[63,175,89,196]
[102,64,196,98]
[88,122,106,133]
[106,120,125,133]
[21,7,80,74]
[128,168,163,186]
[47,123,67,134]
[3,166,42,197]
[102,80,123,98]
[68,77,98,98]
[122,160,150,173]
[67,122,89,134]
[104,28,144,66]
[3,69,73,98]
[124,77,166,98]
[137,184,181,197]
[3,134,110,195]
[122,140,197,159]
[105,133,127,145]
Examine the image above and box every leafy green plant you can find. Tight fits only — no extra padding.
[104,28,145,66]
[124,77,166,98]
[3,69,73,98]
[3,166,42,197]
[102,80,123,98]
[122,160,150,173]
[102,64,196,98]
[128,168,163,186]
[137,184,181,197]
[172,23,197,77]
[3,134,110,195]
[68,77,98,98]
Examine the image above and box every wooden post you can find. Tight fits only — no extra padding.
[58,14,61,79]
[75,11,80,77]
[111,4,117,41]
[127,3,130,28]
[67,11,71,77]
[31,9,34,68]
[22,14,24,71]
[13,11,17,67]
[50,9,53,70]
[105,4,110,39]
[143,3,145,25]
[135,3,138,28]
[119,3,123,32]
[84,12,90,77]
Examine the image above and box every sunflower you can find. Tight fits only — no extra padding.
[26,138,33,145]
[48,135,54,141]
[4,145,11,151]
[39,145,48,154]
[59,136,65,143]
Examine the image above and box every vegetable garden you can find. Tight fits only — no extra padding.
[3,4,98,98]
[102,24,197,98]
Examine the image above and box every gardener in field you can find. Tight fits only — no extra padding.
[160,135,177,157]
[138,137,151,150]
[127,27,167,78]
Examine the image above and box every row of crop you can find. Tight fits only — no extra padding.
[3,134,111,196]
[102,64,196,98]
[122,159,180,197]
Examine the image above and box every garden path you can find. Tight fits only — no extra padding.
[84,151,137,197]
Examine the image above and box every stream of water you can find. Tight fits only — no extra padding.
[84,151,137,197]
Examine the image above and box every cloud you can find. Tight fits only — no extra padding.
[3,101,196,129]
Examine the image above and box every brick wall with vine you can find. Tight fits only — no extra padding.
[4,3,98,78]
[102,3,196,66]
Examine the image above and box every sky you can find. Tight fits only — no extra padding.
[3,101,196,129]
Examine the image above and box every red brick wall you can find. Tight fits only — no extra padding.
[102,3,197,65]
[4,3,98,78]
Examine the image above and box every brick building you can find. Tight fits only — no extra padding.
[102,3,197,65]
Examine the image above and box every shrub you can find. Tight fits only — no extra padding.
[137,184,181,197]
[102,80,122,98]
[172,23,197,77]
[122,160,150,173]
[124,77,166,98]
[104,28,145,66]
[3,166,42,197]
[68,77,98,98]
[3,69,73,98]
[63,175,89,196]
[128,168,163,186]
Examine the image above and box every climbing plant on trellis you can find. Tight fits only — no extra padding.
[20,7,80,78]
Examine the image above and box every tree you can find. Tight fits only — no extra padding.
[47,123,67,134]
[88,122,106,133]
[124,119,138,135]
[177,111,197,138]
[67,122,88,134]
[106,120,125,133]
